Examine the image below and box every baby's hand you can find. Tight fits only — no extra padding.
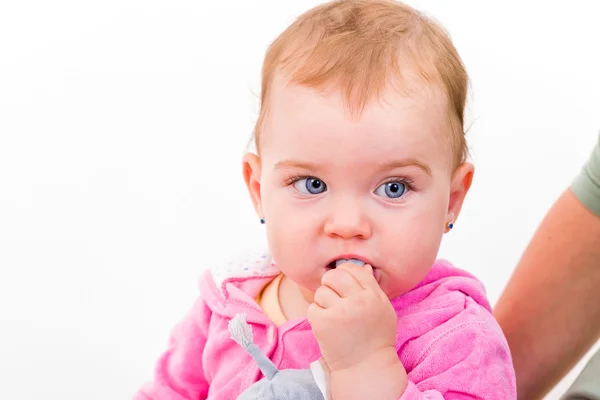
[307,263,398,372]
[308,263,407,399]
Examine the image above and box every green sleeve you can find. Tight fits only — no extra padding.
[571,132,600,216]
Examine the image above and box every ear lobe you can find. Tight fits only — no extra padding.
[243,152,263,218]
[447,162,475,226]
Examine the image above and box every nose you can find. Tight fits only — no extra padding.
[323,196,371,240]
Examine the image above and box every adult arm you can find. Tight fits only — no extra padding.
[494,135,600,399]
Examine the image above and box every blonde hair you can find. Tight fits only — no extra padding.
[254,0,469,168]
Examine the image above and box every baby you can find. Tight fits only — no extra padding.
[136,0,516,399]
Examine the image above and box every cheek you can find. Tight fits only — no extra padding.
[264,224,321,292]
[379,222,443,297]
[261,185,321,235]
[380,194,446,242]
[380,219,443,265]
[377,197,447,284]
[261,190,321,288]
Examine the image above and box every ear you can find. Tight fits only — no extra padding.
[243,152,264,219]
[445,162,474,232]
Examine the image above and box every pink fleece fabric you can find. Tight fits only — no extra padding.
[136,252,516,399]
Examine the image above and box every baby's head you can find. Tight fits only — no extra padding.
[243,0,473,301]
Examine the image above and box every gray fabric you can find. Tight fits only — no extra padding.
[561,349,600,400]
[228,313,325,400]
[237,368,325,400]
[246,342,279,380]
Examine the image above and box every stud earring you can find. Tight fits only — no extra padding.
[447,222,454,230]
[260,218,265,224]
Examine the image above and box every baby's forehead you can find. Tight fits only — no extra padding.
[264,78,452,152]
[262,105,452,174]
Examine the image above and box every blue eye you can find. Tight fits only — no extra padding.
[375,181,407,199]
[293,177,327,195]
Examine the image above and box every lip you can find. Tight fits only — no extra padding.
[326,254,376,269]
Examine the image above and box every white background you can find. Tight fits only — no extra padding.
[1,0,599,399]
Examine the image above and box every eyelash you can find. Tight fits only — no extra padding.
[283,174,417,192]
[382,177,416,192]
[283,173,313,186]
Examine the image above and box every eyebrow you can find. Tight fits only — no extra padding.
[378,158,432,176]
[274,158,431,176]
[274,160,320,171]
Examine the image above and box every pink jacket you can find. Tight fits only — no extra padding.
[136,251,516,399]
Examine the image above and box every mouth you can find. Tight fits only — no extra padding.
[326,257,372,269]
[326,257,381,282]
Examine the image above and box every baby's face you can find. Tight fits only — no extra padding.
[245,75,472,301]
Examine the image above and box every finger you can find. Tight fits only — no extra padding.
[313,285,341,309]
[321,267,363,298]
[306,301,327,327]
[335,263,379,291]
